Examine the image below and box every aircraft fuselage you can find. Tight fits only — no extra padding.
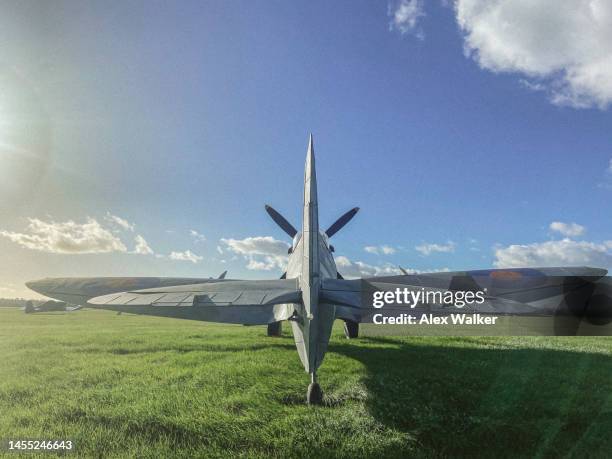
[285,135,337,377]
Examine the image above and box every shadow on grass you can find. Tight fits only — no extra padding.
[328,337,612,457]
[107,342,296,355]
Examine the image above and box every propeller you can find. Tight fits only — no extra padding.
[266,205,359,239]
[265,205,298,238]
[325,207,359,238]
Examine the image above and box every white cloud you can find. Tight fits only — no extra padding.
[245,259,278,271]
[133,234,153,255]
[519,78,546,92]
[336,255,448,278]
[335,256,400,278]
[220,236,289,271]
[381,245,397,255]
[105,213,135,232]
[190,229,206,243]
[389,0,425,37]
[0,218,127,254]
[169,250,203,263]
[598,158,612,189]
[364,244,397,255]
[549,221,585,237]
[0,285,17,294]
[415,241,456,255]
[494,238,612,268]
[455,0,612,109]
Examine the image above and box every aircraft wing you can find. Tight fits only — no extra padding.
[86,279,301,325]
[25,277,233,305]
[323,267,608,323]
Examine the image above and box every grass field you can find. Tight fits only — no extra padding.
[1,308,611,458]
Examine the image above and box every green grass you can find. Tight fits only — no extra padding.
[1,308,611,458]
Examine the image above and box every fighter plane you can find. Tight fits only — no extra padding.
[24,299,82,313]
[26,135,612,404]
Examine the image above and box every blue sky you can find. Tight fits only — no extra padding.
[1,0,612,298]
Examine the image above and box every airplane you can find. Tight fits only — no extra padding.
[24,299,82,313]
[26,135,612,404]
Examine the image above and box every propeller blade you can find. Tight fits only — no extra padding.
[265,205,298,238]
[325,207,359,238]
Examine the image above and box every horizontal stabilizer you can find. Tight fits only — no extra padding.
[87,279,301,325]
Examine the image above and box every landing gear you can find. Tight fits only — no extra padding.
[343,320,359,339]
[307,373,323,405]
[267,321,282,337]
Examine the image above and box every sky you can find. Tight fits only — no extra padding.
[1,0,612,298]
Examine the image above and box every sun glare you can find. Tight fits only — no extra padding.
[0,69,50,203]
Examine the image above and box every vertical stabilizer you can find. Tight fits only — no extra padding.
[292,134,322,374]
[292,134,334,378]
[301,133,320,317]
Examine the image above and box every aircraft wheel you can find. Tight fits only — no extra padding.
[267,321,282,337]
[343,320,359,339]
[307,382,323,405]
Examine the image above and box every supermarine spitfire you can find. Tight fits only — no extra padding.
[26,135,612,404]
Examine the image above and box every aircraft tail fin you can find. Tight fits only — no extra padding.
[302,133,320,289]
